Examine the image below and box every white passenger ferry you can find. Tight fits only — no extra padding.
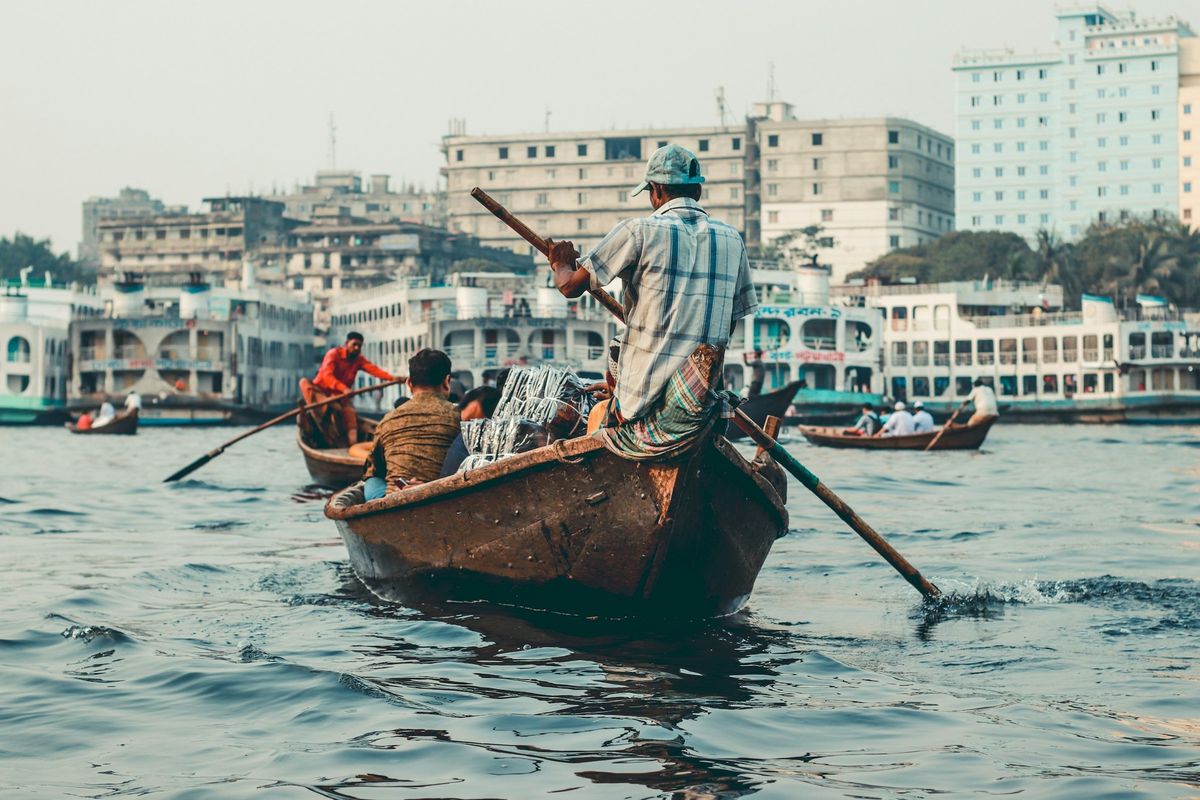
[68,271,316,425]
[837,279,1200,424]
[327,271,619,407]
[0,273,103,424]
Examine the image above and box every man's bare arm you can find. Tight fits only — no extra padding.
[548,239,591,298]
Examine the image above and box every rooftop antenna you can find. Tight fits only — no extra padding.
[767,61,776,101]
[327,113,337,169]
[544,107,551,132]
[715,86,730,126]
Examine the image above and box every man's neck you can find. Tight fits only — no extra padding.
[409,387,445,400]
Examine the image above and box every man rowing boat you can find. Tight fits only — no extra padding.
[300,331,398,446]
[548,144,758,459]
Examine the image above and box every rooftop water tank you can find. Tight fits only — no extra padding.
[180,282,211,319]
[795,265,830,306]
[111,281,146,318]
[536,287,567,318]
[456,286,487,319]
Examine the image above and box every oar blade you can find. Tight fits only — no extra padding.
[163,453,215,483]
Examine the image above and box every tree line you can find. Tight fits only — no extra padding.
[851,217,1200,309]
[0,233,88,286]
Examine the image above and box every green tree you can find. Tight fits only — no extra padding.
[853,230,1040,283]
[0,233,86,285]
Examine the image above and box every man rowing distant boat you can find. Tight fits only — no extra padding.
[300,331,398,446]
[547,144,758,458]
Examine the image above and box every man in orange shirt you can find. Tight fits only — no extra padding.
[300,331,397,445]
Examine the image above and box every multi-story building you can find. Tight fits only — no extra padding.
[79,188,181,269]
[441,123,747,258]
[1180,36,1200,226]
[96,197,290,289]
[954,4,1197,240]
[441,107,955,283]
[266,170,446,229]
[753,102,955,282]
[251,209,534,330]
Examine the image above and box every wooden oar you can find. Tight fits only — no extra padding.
[163,379,403,483]
[924,400,969,452]
[471,188,941,600]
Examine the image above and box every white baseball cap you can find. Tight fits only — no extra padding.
[894,401,907,411]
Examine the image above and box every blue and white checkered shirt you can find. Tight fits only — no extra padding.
[579,197,758,420]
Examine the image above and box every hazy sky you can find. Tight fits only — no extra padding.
[1,0,1190,253]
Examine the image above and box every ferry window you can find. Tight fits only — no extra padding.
[1022,337,1038,363]
[891,377,907,400]
[6,336,31,363]
[1152,368,1175,390]
[955,340,972,365]
[1103,373,1114,392]
[1061,336,1078,362]
[912,305,929,329]
[934,305,951,330]
[1128,332,1145,357]
[999,375,1017,396]
[1043,336,1058,363]
[933,340,949,365]
[1022,375,1037,395]
[934,377,950,396]
[955,376,973,396]
[977,339,994,365]
[892,341,907,366]
[1083,334,1098,360]
[890,307,907,331]
[999,338,1017,364]
[912,376,930,396]
[912,341,929,366]
[1103,334,1113,359]
[1043,374,1059,393]
[1064,374,1078,395]
[1129,369,1146,391]
[1083,373,1098,393]
[1150,331,1174,358]
[848,321,872,351]
[845,367,871,393]
[6,374,29,394]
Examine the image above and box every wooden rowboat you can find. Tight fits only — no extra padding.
[726,380,802,441]
[325,429,789,618]
[798,416,996,450]
[297,415,377,488]
[65,408,139,435]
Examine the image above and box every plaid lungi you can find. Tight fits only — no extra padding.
[599,345,722,461]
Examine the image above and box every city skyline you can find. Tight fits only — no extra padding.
[1,0,1190,252]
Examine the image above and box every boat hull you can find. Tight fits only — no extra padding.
[726,381,802,441]
[297,429,365,487]
[799,417,995,450]
[65,408,139,435]
[326,434,789,618]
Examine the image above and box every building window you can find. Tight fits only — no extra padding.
[1098,161,1107,172]
[1153,134,1163,145]
[577,191,588,204]
[767,183,778,196]
[766,158,779,171]
[995,167,1004,177]
[498,146,508,159]
[578,167,587,179]
[812,157,822,169]
[972,167,982,177]
[821,208,834,222]
[1152,158,1161,168]
[1120,185,1130,196]
[1038,68,1047,79]
[1186,104,1193,115]
[546,168,557,179]
[889,207,900,221]
[1153,184,1163,194]
[993,95,1002,106]
[971,96,980,107]
[889,180,900,194]
[972,120,981,130]
[888,155,899,168]
[767,210,779,223]
[972,191,982,202]
[1040,189,1049,199]
[887,129,899,144]
[698,139,709,152]
[1186,182,1194,194]
[1040,165,1049,175]
[971,144,981,154]
[812,182,822,195]
[811,132,823,146]
[618,190,629,202]
[535,192,548,207]
[732,136,741,150]
[730,187,739,200]
[1097,112,1107,124]
[455,149,463,162]
[972,72,981,83]
[994,191,1004,201]
[545,145,556,157]
[1017,166,1026,176]
[767,134,779,147]
[527,146,537,158]
[577,143,588,157]
[994,119,1003,129]
[993,70,1002,81]
[1186,131,1194,141]
[1151,60,1159,71]
[1120,135,1129,146]
[889,235,900,248]
[1017,93,1026,104]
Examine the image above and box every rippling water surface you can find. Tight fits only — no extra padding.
[1,424,1198,798]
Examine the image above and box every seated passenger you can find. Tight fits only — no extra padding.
[879,401,915,437]
[362,349,460,501]
[76,412,93,431]
[911,401,935,433]
[93,401,116,427]
[438,383,504,478]
[844,403,881,436]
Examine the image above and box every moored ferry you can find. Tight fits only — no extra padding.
[0,275,103,425]
[68,272,317,425]
[838,279,1200,424]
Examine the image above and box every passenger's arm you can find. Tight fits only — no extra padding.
[361,359,396,382]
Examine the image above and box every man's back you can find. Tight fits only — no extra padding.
[369,394,460,484]
[883,410,915,436]
[968,384,999,416]
[581,197,757,419]
[912,410,934,433]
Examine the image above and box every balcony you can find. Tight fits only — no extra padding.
[1022,352,1038,364]
[803,337,837,351]
[999,353,1017,365]
[1151,345,1174,358]
[978,353,995,365]
[114,345,145,359]
[933,354,950,366]
[955,354,973,366]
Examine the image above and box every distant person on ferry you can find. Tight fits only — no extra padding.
[844,402,881,436]
[879,401,915,437]
[125,390,143,412]
[300,331,398,446]
[911,401,935,433]
[965,378,999,426]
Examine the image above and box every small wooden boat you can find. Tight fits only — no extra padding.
[726,380,802,441]
[296,412,377,488]
[65,408,139,435]
[798,416,996,450]
[325,429,789,618]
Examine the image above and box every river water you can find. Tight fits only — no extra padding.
[1,424,1197,798]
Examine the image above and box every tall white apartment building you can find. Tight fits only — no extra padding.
[442,107,955,283]
[954,4,1197,240]
[1179,36,1200,226]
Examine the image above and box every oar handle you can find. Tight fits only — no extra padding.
[471,187,626,323]
[729,407,941,599]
